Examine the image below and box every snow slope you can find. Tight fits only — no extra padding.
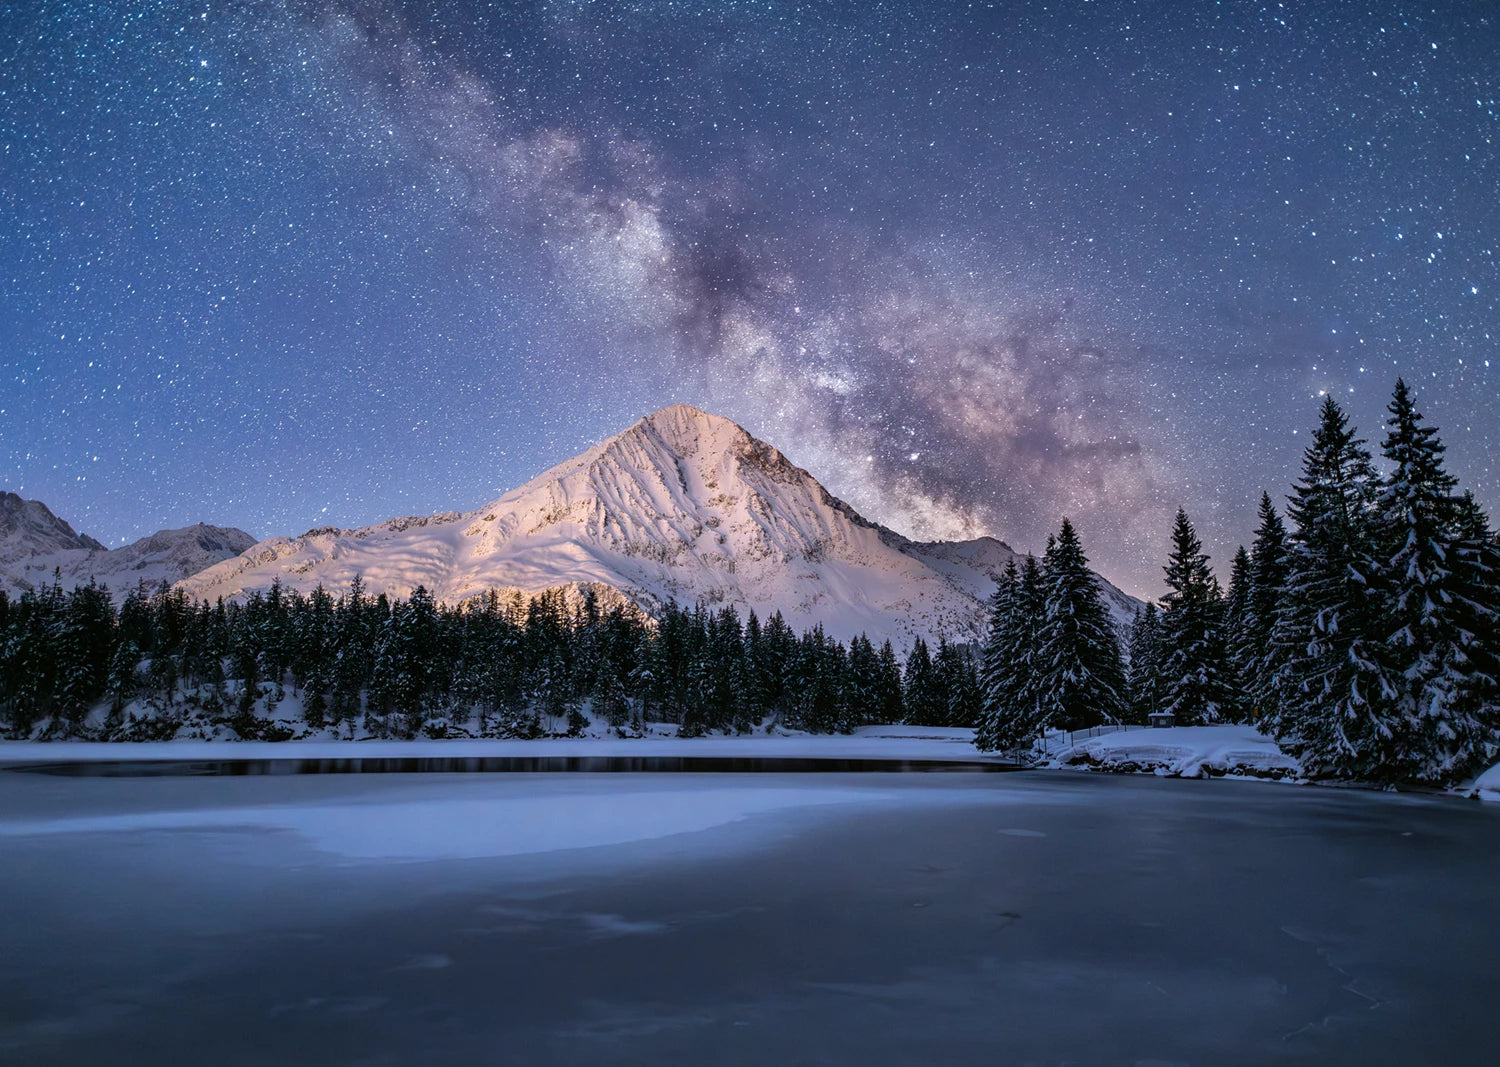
[1473,761,1500,803]
[0,492,255,598]
[178,405,1141,649]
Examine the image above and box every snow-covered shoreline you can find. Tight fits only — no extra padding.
[1043,724,1303,781]
[0,724,996,766]
[7,722,1497,803]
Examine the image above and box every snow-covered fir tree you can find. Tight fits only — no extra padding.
[1265,396,1397,779]
[902,635,943,727]
[1033,519,1126,732]
[1369,380,1496,783]
[933,636,981,728]
[1157,509,1238,724]
[977,555,1049,750]
[1246,492,1289,715]
[1125,602,1164,725]
[1223,544,1254,717]
[976,560,1023,750]
[1449,493,1500,760]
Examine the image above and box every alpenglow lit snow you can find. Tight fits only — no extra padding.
[176,405,1139,649]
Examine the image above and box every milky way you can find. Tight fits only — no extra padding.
[2,1,1497,596]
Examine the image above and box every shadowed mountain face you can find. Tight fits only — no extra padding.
[0,492,255,598]
[177,406,1140,648]
[1,492,106,557]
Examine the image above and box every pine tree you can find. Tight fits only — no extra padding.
[1246,492,1289,714]
[1266,396,1395,778]
[876,639,905,723]
[977,558,1041,749]
[1157,509,1236,724]
[1125,603,1163,725]
[1449,493,1500,768]
[977,561,1020,750]
[902,636,943,726]
[1223,545,1254,721]
[1033,520,1126,732]
[933,637,979,727]
[1370,379,1494,783]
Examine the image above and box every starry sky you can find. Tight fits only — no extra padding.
[2,0,1497,598]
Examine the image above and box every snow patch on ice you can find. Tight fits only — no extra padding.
[0,784,898,862]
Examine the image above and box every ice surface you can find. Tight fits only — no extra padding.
[4,762,1498,1066]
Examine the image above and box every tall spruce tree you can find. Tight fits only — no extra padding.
[1450,493,1500,767]
[1157,509,1237,724]
[977,560,1024,749]
[1266,396,1396,778]
[1033,520,1126,732]
[876,639,906,723]
[1246,492,1289,713]
[1223,545,1254,721]
[1125,603,1164,725]
[1370,379,1494,783]
[902,636,943,726]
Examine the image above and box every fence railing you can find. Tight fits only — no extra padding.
[1033,722,1136,755]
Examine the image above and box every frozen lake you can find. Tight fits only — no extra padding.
[2,766,1497,1064]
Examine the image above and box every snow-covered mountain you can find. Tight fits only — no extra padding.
[0,492,256,598]
[178,406,1141,648]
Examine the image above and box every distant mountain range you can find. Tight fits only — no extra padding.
[0,492,256,599]
[4,407,1142,647]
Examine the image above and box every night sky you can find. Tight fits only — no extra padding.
[3,0,1497,598]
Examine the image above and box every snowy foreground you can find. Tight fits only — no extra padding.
[4,758,1500,1065]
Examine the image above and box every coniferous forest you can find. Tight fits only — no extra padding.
[0,575,983,744]
[2,380,1496,786]
[978,380,1500,787]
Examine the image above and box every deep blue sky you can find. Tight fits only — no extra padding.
[2,0,1496,596]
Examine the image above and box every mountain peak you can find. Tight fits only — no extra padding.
[629,404,751,454]
[0,494,256,598]
[172,408,1143,647]
[1,491,107,554]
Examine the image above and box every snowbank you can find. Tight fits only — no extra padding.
[1472,761,1500,803]
[1047,725,1301,781]
[0,725,996,767]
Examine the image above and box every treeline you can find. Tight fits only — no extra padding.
[0,576,984,741]
[977,379,1500,787]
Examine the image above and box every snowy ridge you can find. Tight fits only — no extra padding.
[177,405,1141,649]
[0,492,256,598]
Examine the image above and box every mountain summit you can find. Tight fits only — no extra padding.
[178,406,1138,647]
